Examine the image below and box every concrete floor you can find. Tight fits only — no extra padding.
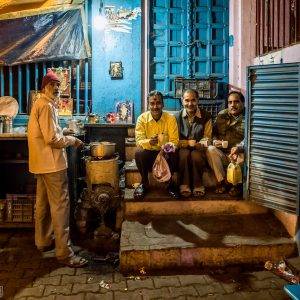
[0,228,298,299]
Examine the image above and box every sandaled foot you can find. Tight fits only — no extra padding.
[229,186,242,196]
[58,255,88,268]
[180,185,191,198]
[215,186,226,194]
[193,186,205,197]
[215,181,227,194]
[134,184,147,199]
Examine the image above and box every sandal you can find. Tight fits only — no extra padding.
[193,186,205,197]
[215,186,226,194]
[58,255,88,268]
[134,184,147,199]
[229,186,242,197]
[215,181,227,194]
[180,185,192,198]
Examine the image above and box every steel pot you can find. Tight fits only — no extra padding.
[65,118,83,134]
[90,141,116,157]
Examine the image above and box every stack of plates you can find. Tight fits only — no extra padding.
[0,96,19,118]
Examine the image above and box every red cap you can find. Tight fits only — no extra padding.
[41,70,60,89]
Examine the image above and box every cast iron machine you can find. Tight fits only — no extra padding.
[75,146,121,241]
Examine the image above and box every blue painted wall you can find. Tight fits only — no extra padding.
[91,0,142,123]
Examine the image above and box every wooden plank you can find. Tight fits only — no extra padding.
[279,0,285,47]
[260,0,265,54]
[270,0,274,50]
[273,0,279,49]
[8,0,45,4]
[256,0,260,56]
[0,222,34,228]
[284,0,291,45]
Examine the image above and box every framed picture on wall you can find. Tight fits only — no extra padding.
[109,62,123,79]
[27,90,41,114]
[115,100,133,123]
[48,67,71,96]
[58,98,73,116]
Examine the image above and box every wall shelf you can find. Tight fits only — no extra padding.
[0,160,29,163]
[0,222,34,228]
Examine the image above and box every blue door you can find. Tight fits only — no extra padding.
[149,0,229,110]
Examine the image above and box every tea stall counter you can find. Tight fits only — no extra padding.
[84,123,135,163]
[0,133,27,139]
[0,134,34,227]
[0,134,83,229]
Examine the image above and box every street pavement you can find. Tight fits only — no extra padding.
[0,228,298,300]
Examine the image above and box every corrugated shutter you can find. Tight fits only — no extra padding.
[149,0,228,110]
[246,63,300,214]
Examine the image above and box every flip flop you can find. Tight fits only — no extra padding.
[58,255,88,268]
[215,186,226,194]
[193,186,205,197]
[180,185,191,197]
[229,186,242,196]
[215,181,227,194]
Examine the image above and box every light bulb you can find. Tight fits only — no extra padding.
[94,14,108,30]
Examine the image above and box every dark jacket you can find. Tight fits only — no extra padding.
[213,108,245,152]
[174,109,212,141]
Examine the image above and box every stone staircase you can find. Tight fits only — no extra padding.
[120,138,298,274]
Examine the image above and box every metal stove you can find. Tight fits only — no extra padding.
[75,153,121,240]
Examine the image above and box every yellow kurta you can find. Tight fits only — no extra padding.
[135,111,179,151]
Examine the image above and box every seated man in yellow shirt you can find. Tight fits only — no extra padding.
[134,90,180,199]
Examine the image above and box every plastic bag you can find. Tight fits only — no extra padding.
[265,260,299,284]
[227,161,242,185]
[152,151,171,183]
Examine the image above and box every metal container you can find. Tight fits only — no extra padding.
[90,142,116,157]
[85,155,119,189]
[3,116,13,133]
[0,115,4,133]
[65,118,82,134]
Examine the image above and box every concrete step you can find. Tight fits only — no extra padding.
[120,213,297,274]
[124,188,267,218]
[125,161,168,188]
[124,161,217,188]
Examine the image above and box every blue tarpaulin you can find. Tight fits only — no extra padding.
[0,6,91,65]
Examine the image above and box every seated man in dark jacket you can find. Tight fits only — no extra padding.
[206,91,245,195]
[174,89,212,197]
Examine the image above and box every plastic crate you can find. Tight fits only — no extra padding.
[198,99,226,123]
[175,77,218,99]
[6,194,36,223]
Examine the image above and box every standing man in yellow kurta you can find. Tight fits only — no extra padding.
[28,70,88,268]
[134,90,180,199]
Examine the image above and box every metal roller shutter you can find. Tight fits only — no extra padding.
[246,63,300,214]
